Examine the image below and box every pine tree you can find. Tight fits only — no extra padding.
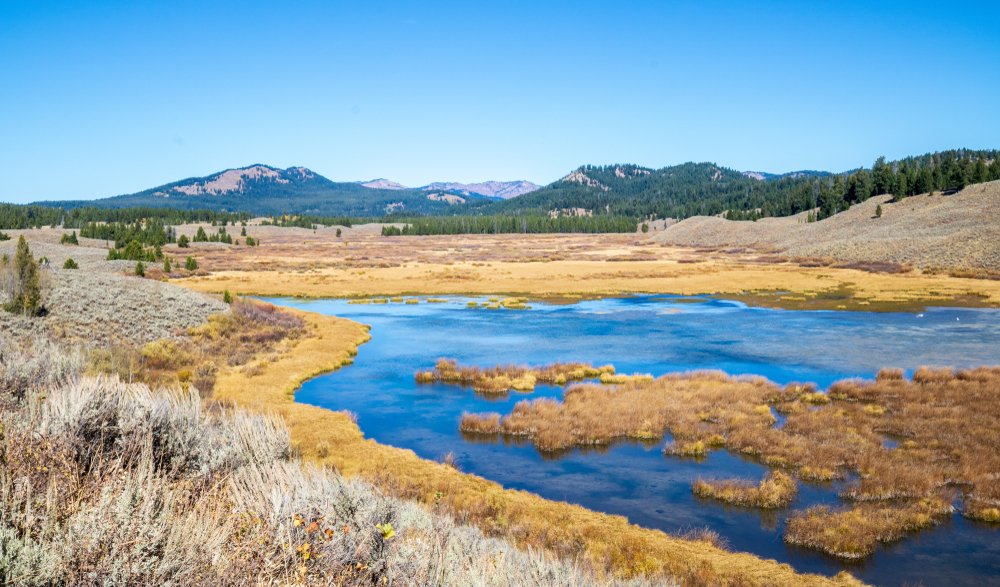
[185,256,198,271]
[194,227,208,242]
[336,228,342,238]
[223,290,233,304]
[875,204,883,218]
[134,261,145,277]
[6,236,42,316]
[163,257,172,272]
[63,257,78,269]
[178,234,190,248]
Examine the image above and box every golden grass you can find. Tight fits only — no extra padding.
[693,471,798,509]
[468,366,1000,559]
[415,359,615,395]
[200,307,857,586]
[784,497,953,559]
[169,232,1000,311]
[476,372,778,453]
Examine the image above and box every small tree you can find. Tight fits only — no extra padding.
[223,290,233,304]
[194,227,209,242]
[177,234,190,248]
[245,236,256,246]
[336,228,342,238]
[875,204,883,218]
[185,256,198,271]
[63,257,79,269]
[60,231,79,245]
[240,227,247,236]
[641,223,649,233]
[4,236,43,316]
[163,257,172,272]
[134,261,146,277]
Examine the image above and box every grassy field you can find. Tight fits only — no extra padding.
[169,230,1000,311]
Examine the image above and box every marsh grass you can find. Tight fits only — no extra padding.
[416,359,615,396]
[471,366,1000,558]
[784,497,953,559]
[692,471,797,509]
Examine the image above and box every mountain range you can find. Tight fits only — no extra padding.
[45,165,533,217]
[39,149,993,220]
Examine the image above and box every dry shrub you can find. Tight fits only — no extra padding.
[693,471,797,509]
[0,341,645,587]
[832,260,913,274]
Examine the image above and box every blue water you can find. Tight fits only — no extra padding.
[263,295,1000,587]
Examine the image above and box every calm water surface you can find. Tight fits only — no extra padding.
[263,295,1000,587]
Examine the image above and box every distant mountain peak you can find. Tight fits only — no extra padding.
[359,178,409,190]
[357,179,540,199]
[419,180,540,200]
[158,164,322,197]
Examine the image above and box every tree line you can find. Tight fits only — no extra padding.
[381,214,637,236]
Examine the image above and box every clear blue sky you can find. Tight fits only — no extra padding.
[2,0,998,202]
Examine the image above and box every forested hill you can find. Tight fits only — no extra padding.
[31,150,1000,222]
[489,149,1000,221]
[43,164,497,217]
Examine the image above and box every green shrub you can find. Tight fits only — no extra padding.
[62,258,79,269]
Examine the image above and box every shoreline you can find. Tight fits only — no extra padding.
[200,301,861,586]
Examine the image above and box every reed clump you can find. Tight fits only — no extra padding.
[784,496,953,559]
[460,412,502,434]
[472,365,1000,558]
[693,471,798,509]
[415,359,615,395]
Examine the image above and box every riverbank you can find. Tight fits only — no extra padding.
[206,306,861,586]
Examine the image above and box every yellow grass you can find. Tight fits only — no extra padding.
[693,471,798,509]
[171,232,1000,311]
[207,308,858,586]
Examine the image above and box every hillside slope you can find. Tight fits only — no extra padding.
[653,181,1000,271]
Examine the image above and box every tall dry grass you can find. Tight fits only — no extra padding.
[467,366,1000,558]
[692,471,797,509]
[416,359,615,395]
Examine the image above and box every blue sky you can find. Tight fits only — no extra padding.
[2,0,998,202]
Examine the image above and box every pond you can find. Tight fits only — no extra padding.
[263,295,1000,587]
